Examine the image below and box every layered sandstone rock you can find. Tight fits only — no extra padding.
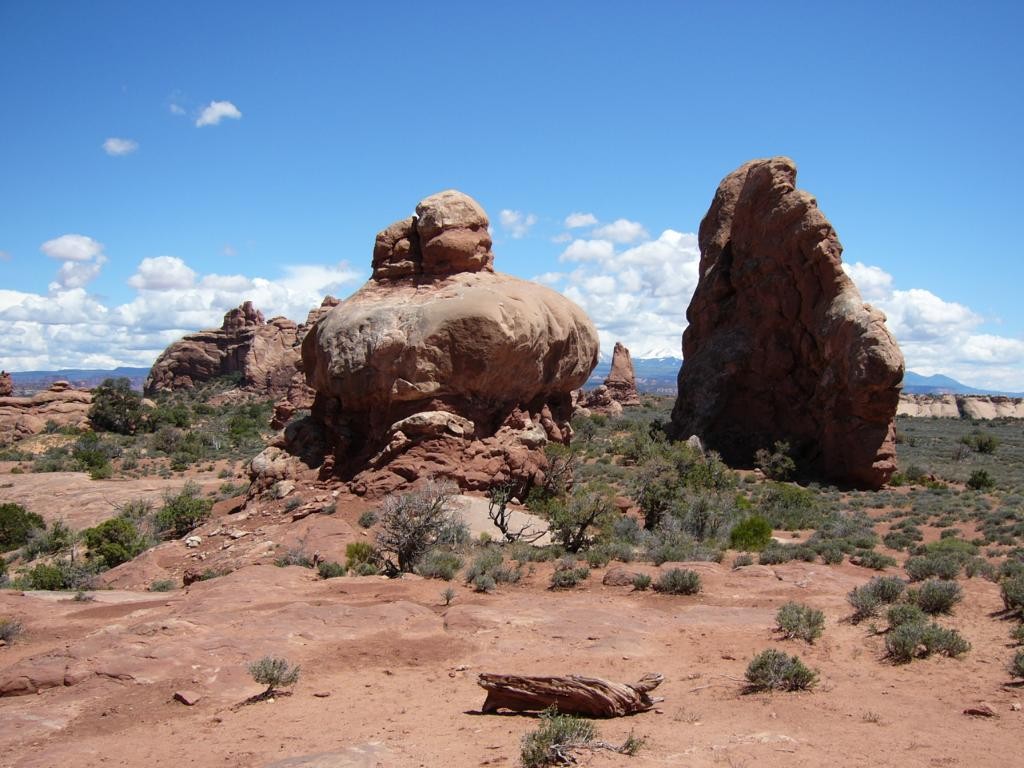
[577,342,642,416]
[0,371,12,397]
[145,301,303,399]
[256,190,599,496]
[0,381,91,444]
[670,157,904,489]
[898,394,1024,419]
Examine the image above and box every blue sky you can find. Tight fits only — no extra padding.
[1,1,1022,388]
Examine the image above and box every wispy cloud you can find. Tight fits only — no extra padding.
[498,209,537,239]
[102,137,138,156]
[591,218,649,244]
[564,212,597,229]
[196,100,242,127]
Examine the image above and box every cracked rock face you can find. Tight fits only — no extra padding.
[280,190,599,495]
[670,157,904,489]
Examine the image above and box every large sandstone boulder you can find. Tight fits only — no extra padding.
[0,371,12,397]
[576,341,641,416]
[670,157,904,489]
[145,301,303,399]
[261,190,599,496]
[0,381,91,444]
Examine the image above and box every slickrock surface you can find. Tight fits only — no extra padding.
[671,157,904,488]
[0,381,91,444]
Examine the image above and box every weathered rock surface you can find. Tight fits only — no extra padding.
[0,371,12,397]
[0,381,91,444]
[576,341,642,416]
[145,301,303,399]
[260,190,599,496]
[670,157,904,489]
[898,394,1024,419]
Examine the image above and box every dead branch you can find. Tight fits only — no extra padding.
[478,672,663,717]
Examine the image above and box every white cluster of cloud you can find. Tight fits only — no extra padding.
[196,100,242,127]
[535,212,1024,389]
[102,137,138,156]
[843,262,1024,390]
[0,236,363,371]
[498,209,537,239]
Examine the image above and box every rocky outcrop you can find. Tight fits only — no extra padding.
[577,342,642,416]
[0,381,91,444]
[670,157,904,489]
[145,301,303,399]
[255,190,599,496]
[0,371,12,397]
[898,394,1024,419]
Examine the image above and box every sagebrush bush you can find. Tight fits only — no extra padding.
[732,553,754,568]
[887,603,926,628]
[866,576,906,604]
[905,554,961,582]
[1011,649,1024,679]
[83,516,148,567]
[911,580,963,615]
[550,560,589,589]
[154,482,212,538]
[775,602,825,643]
[416,549,462,580]
[520,709,596,768]
[149,579,177,592]
[0,617,23,643]
[851,550,897,570]
[472,573,497,593]
[345,541,376,570]
[248,656,300,696]
[886,621,970,663]
[653,567,701,595]
[744,649,817,692]
[632,573,652,591]
[317,561,346,579]
[729,515,773,551]
[357,510,378,528]
[1000,573,1024,613]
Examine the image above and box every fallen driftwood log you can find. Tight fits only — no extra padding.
[477,672,663,717]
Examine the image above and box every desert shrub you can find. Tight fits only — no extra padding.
[847,585,882,623]
[757,483,823,530]
[729,515,773,551]
[733,553,754,568]
[22,559,94,591]
[274,548,314,568]
[89,377,144,435]
[154,482,212,538]
[248,656,300,697]
[0,616,23,643]
[905,554,961,581]
[0,503,44,551]
[819,545,845,565]
[964,557,996,580]
[632,573,652,591]
[645,518,723,564]
[376,479,457,572]
[149,579,176,592]
[546,484,616,553]
[744,649,817,692]
[1011,650,1024,679]
[866,576,906,603]
[465,549,503,582]
[910,579,963,615]
[550,559,589,589]
[317,561,346,579]
[585,548,611,568]
[352,561,379,576]
[520,708,596,768]
[22,519,76,560]
[851,550,897,570]
[758,543,816,565]
[357,510,378,528]
[1000,573,1024,613]
[596,539,635,563]
[83,517,148,568]
[886,621,970,663]
[653,567,701,595]
[924,537,978,559]
[887,603,926,628]
[967,470,995,491]
[630,455,679,530]
[345,541,376,570]
[472,573,497,593]
[775,602,825,643]
[416,549,462,581]
[755,441,796,481]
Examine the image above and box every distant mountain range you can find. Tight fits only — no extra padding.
[3,363,1020,399]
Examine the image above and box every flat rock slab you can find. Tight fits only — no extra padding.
[263,743,388,768]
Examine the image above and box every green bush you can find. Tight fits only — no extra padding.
[83,517,148,567]
[149,579,176,592]
[416,549,462,580]
[154,482,212,538]
[1000,574,1024,613]
[865,576,906,604]
[653,567,701,595]
[0,503,44,551]
[851,550,897,570]
[89,378,145,435]
[22,559,94,591]
[744,649,817,692]
[357,510,378,528]
[966,470,995,491]
[756,483,823,530]
[632,573,652,591]
[0,616,23,643]
[317,561,346,579]
[521,708,596,768]
[886,621,970,663]
[775,602,825,643]
[472,573,497,593]
[248,655,300,697]
[1011,649,1024,679]
[886,603,926,628]
[905,554,961,581]
[375,480,458,572]
[22,519,76,560]
[911,579,963,615]
[550,560,589,589]
[732,553,754,568]
[754,441,796,481]
[345,541,376,570]
[729,515,773,551]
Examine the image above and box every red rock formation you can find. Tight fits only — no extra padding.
[145,301,302,398]
[0,371,12,397]
[575,342,642,416]
[254,190,599,496]
[0,381,92,444]
[670,157,904,489]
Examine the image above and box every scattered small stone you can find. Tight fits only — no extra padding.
[1011,702,1022,712]
[173,690,202,706]
[228,529,248,539]
[185,536,201,548]
[963,705,997,718]
[312,691,331,698]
